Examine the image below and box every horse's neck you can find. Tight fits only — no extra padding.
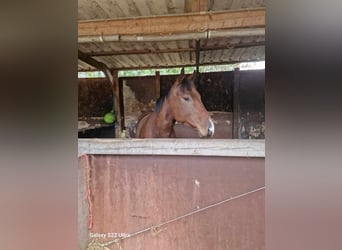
[155,97,175,133]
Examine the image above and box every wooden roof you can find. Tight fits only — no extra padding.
[78,0,265,71]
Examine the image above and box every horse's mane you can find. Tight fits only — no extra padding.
[155,95,165,113]
[155,77,194,113]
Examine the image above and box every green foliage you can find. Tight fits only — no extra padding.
[78,71,105,78]
[118,67,197,77]
[78,61,265,78]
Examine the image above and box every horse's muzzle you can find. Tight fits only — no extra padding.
[208,118,215,137]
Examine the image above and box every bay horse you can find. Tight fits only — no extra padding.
[135,69,215,138]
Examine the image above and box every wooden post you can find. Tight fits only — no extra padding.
[78,50,120,137]
[195,40,200,86]
[233,68,240,139]
[155,71,161,98]
[119,78,125,131]
[111,70,121,138]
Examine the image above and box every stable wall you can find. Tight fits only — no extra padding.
[78,139,265,250]
[78,78,113,118]
[78,69,265,138]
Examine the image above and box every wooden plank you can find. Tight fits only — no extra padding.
[185,0,209,12]
[199,0,209,12]
[233,67,240,139]
[79,155,264,249]
[185,0,193,12]
[78,155,89,250]
[78,8,265,37]
[78,59,263,72]
[107,58,263,71]
[78,139,265,157]
[78,118,114,132]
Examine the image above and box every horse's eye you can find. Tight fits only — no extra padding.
[183,96,190,102]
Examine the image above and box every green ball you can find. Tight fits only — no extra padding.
[103,112,115,124]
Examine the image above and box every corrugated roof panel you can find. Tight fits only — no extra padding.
[78,59,96,71]
[211,0,264,11]
[78,0,185,20]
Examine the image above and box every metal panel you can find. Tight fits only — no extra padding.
[79,154,265,249]
[211,0,265,11]
[78,36,265,71]
[78,0,265,20]
[78,1,265,71]
[79,47,265,70]
[78,0,186,20]
[78,59,96,71]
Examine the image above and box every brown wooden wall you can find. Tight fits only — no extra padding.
[78,70,264,117]
[239,70,265,113]
[124,76,156,101]
[78,78,113,118]
[78,70,265,138]
[79,154,265,250]
[238,70,265,139]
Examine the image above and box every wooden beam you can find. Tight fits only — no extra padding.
[115,59,263,71]
[78,59,264,72]
[78,8,265,37]
[78,50,113,83]
[78,139,265,157]
[86,42,265,57]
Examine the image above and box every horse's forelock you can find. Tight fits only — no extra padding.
[180,77,193,92]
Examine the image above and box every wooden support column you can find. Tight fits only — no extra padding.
[78,50,120,136]
[155,71,161,98]
[111,70,121,138]
[233,68,240,139]
[118,78,125,131]
[195,40,200,86]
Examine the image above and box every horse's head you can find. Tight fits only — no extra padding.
[168,68,215,137]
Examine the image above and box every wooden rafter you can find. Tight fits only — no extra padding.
[78,50,113,83]
[78,8,265,37]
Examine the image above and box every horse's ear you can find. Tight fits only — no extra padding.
[175,67,186,85]
[186,70,196,80]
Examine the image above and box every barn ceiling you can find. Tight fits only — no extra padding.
[78,0,265,71]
